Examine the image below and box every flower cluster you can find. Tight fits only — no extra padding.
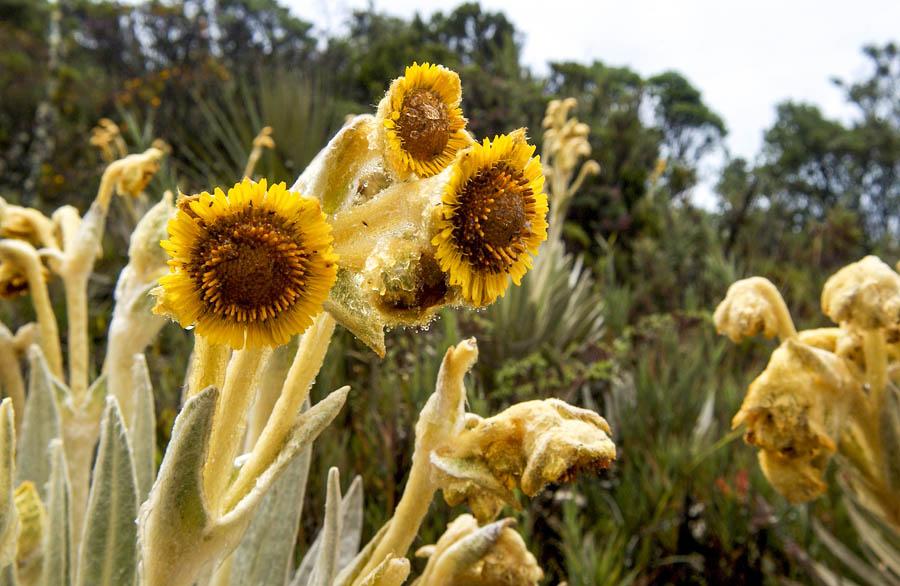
[716,256,900,528]
[0,64,610,586]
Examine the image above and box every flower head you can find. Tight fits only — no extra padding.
[732,340,864,502]
[432,398,615,520]
[154,178,337,348]
[115,148,164,197]
[714,277,794,342]
[377,63,470,179]
[821,255,900,330]
[432,132,548,306]
[0,199,58,249]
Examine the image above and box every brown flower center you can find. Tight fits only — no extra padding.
[397,89,451,161]
[188,208,312,323]
[450,163,533,274]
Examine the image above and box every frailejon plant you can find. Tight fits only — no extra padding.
[0,63,617,586]
[715,256,900,584]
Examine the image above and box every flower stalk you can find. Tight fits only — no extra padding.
[203,345,271,512]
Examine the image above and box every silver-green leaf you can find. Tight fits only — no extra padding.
[130,355,156,504]
[230,443,312,586]
[293,475,364,586]
[76,397,139,586]
[41,440,71,586]
[0,399,17,568]
[17,347,62,501]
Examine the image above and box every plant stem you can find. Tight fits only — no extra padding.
[755,279,797,341]
[65,272,89,398]
[223,314,335,510]
[0,326,25,434]
[862,329,887,407]
[203,346,270,513]
[186,335,230,399]
[355,452,436,583]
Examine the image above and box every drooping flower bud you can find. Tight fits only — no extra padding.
[714,277,796,342]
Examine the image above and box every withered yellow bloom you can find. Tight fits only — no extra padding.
[432,132,548,306]
[378,62,470,178]
[155,178,337,348]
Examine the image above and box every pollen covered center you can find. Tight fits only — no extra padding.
[397,89,451,161]
[189,209,311,323]
[451,163,533,274]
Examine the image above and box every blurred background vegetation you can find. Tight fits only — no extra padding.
[1,0,898,584]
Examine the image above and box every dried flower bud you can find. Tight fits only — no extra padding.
[415,515,544,586]
[798,327,867,372]
[732,340,864,502]
[714,277,795,342]
[0,200,58,249]
[433,398,615,520]
[821,255,900,330]
[252,126,275,150]
[115,147,164,198]
[757,449,828,503]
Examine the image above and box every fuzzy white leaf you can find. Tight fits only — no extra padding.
[76,397,139,586]
[17,347,62,501]
[41,441,71,586]
[307,468,342,586]
[0,399,17,568]
[230,444,312,586]
[139,386,349,586]
[292,476,364,586]
[130,355,156,504]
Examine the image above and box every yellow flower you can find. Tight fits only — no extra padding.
[432,132,548,306]
[154,178,337,348]
[378,63,470,179]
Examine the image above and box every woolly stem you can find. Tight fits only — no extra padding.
[754,279,798,341]
[0,326,25,434]
[862,329,887,407]
[65,271,90,398]
[223,313,335,510]
[186,335,229,400]
[355,452,436,582]
[203,345,270,513]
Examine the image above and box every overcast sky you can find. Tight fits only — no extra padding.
[286,0,898,200]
